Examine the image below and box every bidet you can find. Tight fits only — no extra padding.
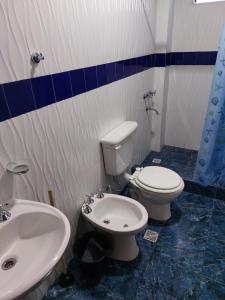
[82,193,148,261]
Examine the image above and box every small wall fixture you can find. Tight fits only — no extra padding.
[194,0,225,3]
[31,52,45,64]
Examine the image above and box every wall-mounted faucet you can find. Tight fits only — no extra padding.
[143,90,156,100]
[31,52,45,64]
[146,107,159,115]
[143,90,159,115]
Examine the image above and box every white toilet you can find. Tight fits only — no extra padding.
[101,121,184,221]
[82,193,148,261]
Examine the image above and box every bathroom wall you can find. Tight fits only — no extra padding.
[164,0,225,150]
[0,0,157,298]
[0,0,156,254]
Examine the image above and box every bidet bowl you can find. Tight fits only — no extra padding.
[82,193,148,235]
[0,199,70,300]
[82,193,148,261]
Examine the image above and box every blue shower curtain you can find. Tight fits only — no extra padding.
[194,23,225,187]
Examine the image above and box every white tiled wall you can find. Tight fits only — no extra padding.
[0,0,156,83]
[164,0,225,150]
[165,66,213,149]
[0,1,156,298]
[171,0,225,52]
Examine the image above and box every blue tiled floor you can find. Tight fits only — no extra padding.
[44,146,225,299]
[141,145,198,181]
[44,192,225,300]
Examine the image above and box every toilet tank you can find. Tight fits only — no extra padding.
[100,121,138,176]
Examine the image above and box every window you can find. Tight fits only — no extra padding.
[194,0,225,3]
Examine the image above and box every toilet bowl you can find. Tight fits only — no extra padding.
[81,193,148,261]
[129,166,184,221]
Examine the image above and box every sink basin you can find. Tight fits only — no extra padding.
[0,199,71,300]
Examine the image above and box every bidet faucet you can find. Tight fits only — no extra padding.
[0,204,11,222]
[85,194,94,204]
[106,185,112,193]
[82,204,92,214]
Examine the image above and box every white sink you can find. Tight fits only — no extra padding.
[0,199,71,300]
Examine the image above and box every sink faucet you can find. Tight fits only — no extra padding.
[0,162,29,218]
[96,188,104,199]
[0,204,11,222]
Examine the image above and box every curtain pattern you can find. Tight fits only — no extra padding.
[194,23,225,187]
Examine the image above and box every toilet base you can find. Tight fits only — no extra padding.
[147,202,171,221]
[108,234,139,261]
[130,188,172,221]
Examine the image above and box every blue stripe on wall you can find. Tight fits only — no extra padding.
[0,51,218,122]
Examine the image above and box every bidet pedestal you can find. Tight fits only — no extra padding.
[109,234,139,261]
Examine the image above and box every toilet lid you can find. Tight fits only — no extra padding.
[136,166,182,190]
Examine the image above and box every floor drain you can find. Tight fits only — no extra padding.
[123,224,129,228]
[144,230,159,243]
[152,158,162,164]
[103,219,110,224]
[2,258,17,271]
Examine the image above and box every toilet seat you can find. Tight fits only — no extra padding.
[134,166,183,193]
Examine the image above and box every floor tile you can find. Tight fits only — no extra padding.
[209,209,225,240]
[137,253,203,300]
[177,192,214,210]
[214,193,225,207]
[197,279,225,300]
